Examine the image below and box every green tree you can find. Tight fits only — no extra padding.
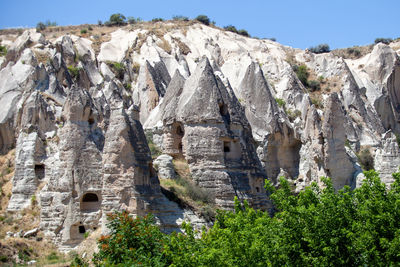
[93,212,166,266]
[108,13,126,26]
[195,15,210,25]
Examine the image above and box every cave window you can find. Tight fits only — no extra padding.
[223,141,230,153]
[81,193,100,212]
[176,125,184,136]
[34,164,45,180]
[82,193,99,202]
[219,103,228,116]
[79,225,86,234]
[88,117,95,125]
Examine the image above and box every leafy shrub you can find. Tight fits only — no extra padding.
[70,254,89,267]
[292,64,309,86]
[108,61,125,79]
[80,29,87,34]
[309,43,330,54]
[36,22,46,32]
[172,15,189,21]
[93,212,166,266]
[127,16,136,24]
[357,148,374,171]
[97,20,103,26]
[286,109,302,122]
[311,97,323,109]
[97,170,400,266]
[152,18,164,22]
[308,80,321,91]
[67,65,81,80]
[195,15,210,25]
[374,38,392,44]
[238,29,250,37]
[267,37,277,41]
[224,25,238,34]
[347,47,361,57]
[275,97,286,108]
[107,13,126,26]
[0,45,7,57]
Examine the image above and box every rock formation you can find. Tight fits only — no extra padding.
[1,22,400,250]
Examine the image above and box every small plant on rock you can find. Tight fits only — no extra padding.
[309,43,330,54]
[195,15,210,25]
[0,45,7,57]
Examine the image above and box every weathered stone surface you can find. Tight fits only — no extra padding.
[322,93,356,189]
[154,154,176,179]
[375,132,400,185]
[1,22,400,251]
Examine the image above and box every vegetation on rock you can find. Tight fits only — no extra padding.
[94,170,400,266]
[309,43,330,54]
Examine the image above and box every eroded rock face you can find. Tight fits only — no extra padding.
[322,93,356,189]
[2,24,400,250]
[148,57,269,210]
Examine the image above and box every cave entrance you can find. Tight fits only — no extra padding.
[80,192,100,212]
[35,164,45,180]
[170,123,184,157]
[223,139,242,160]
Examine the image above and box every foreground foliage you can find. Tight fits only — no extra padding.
[94,170,400,266]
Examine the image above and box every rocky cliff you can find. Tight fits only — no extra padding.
[1,21,400,249]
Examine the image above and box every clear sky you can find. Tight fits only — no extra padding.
[1,0,399,49]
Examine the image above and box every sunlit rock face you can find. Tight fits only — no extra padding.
[1,23,400,248]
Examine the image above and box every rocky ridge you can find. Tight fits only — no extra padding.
[0,21,399,249]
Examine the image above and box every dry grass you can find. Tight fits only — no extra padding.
[331,45,374,59]
[157,37,172,54]
[172,37,191,55]
[159,158,216,221]
[0,149,15,214]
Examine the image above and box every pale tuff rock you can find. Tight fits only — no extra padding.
[150,57,269,209]
[98,29,137,63]
[153,154,176,179]
[322,93,356,189]
[133,60,171,123]
[297,106,326,190]
[238,62,301,183]
[375,132,400,185]
[1,25,400,250]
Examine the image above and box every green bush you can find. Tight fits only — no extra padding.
[195,15,210,25]
[275,97,286,108]
[309,43,330,54]
[172,15,189,21]
[107,13,126,26]
[93,212,166,266]
[374,38,392,45]
[152,18,164,22]
[0,45,7,57]
[67,65,81,80]
[96,170,400,266]
[308,80,321,91]
[238,29,250,37]
[293,64,309,86]
[80,29,87,34]
[224,25,238,34]
[36,22,46,31]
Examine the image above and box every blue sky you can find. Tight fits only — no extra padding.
[1,0,399,49]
